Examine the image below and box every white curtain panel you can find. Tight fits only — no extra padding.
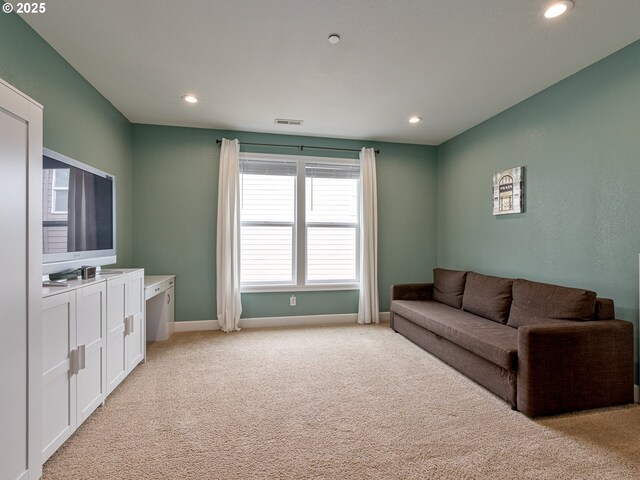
[358,147,380,324]
[216,138,242,332]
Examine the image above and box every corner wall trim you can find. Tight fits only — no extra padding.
[173,312,390,333]
[635,384,639,404]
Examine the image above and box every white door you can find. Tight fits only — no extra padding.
[106,276,127,393]
[41,293,77,462]
[76,282,107,424]
[126,270,145,372]
[0,79,43,480]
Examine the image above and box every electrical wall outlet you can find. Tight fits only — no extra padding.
[289,295,297,306]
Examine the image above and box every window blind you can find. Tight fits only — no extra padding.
[305,162,360,179]
[305,162,359,283]
[240,158,297,176]
[239,159,297,284]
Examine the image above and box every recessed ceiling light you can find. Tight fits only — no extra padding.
[182,95,198,104]
[408,116,423,124]
[328,34,340,45]
[544,1,574,19]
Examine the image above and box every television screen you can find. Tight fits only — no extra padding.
[41,148,116,276]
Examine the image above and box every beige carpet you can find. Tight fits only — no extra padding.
[43,324,640,480]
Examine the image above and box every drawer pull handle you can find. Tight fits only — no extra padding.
[155,287,160,292]
[167,293,171,305]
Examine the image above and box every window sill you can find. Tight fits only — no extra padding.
[241,283,360,293]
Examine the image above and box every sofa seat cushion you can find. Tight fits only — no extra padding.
[462,272,513,324]
[507,279,597,328]
[433,268,468,309]
[392,300,518,371]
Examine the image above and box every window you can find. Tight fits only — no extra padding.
[239,153,360,290]
[51,169,70,214]
[239,157,297,284]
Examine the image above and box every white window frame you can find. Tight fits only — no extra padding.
[240,152,360,293]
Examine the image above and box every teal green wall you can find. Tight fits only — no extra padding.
[132,125,437,321]
[4,8,636,383]
[437,40,640,382]
[0,11,133,266]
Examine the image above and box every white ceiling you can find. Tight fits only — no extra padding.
[22,0,640,145]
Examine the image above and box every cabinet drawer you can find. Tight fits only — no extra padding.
[146,283,163,300]
[161,278,175,293]
[145,278,175,300]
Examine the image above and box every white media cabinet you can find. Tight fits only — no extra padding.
[41,268,145,462]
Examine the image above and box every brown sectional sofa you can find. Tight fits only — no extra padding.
[390,268,634,417]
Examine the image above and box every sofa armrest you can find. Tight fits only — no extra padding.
[389,283,433,330]
[595,297,615,320]
[517,320,634,417]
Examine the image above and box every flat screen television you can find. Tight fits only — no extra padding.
[42,148,116,275]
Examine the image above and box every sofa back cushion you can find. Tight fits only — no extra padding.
[433,268,467,309]
[507,279,596,328]
[462,272,513,324]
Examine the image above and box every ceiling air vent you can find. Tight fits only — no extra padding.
[274,118,303,126]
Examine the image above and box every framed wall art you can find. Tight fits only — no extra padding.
[492,166,524,215]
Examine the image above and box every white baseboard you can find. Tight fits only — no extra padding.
[173,312,390,333]
[240,313,358,329]
[635,384,639,403]
[174,320,219,332]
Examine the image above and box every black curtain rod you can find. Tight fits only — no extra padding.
[215,139,379,155]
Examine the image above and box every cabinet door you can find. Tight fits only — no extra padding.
[76,282,107,425]
[106,276,127,394]
[41,292,77,462]
[126,270,145,372]
[165,286,175,337]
